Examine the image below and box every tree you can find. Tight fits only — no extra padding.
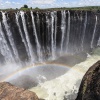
[23,4,28,8]
[35,7,39,10]
[30,7,32,10]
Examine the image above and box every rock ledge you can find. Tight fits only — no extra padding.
[0,82,39,100]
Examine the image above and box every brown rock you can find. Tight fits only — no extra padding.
[0,82,39,100]
[76,60,100,100]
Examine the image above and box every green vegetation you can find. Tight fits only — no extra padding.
[1,6,100,11]
[30,7,32,10]
[0,8,15,11]
[23,4,28,8]
[20,7,30,11]
[43,6,100,11]
[34,7,40,10]
[20,4,31,11]
[20,6,100,11]
[67,6,100,11]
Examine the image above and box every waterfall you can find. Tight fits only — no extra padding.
[0,22,14,63]
[20,11,34,63]
[60,10,66,55]
[0,10,99,65]
[15,12,30,59]
[66,11,70,52]
[31,11,42,62]
[0,10,100,100]
[91,15,98,48]
[46,13,51,58]
[54,11,57,55]
[2,12,20,63]
[51,12,56,59]
[81,12,87,51]
[97,37,100,46]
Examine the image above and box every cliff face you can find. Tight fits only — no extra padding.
[0,82,39,100]
[76,61,100,100]
[0,10,100,64]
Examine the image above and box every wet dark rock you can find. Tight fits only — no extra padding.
[50,52,87,66]
[76,60,100,100]
[0,10,100,63]
[0,82,39,100]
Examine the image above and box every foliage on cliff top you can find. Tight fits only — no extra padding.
[0,6,100,11]
[44,6,100,11]
[19,6,100,11]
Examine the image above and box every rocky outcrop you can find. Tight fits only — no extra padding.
[76,61,100,100]
[0,82,39,100]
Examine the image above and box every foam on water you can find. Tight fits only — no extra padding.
[30,48,100,100]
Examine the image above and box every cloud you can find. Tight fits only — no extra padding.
[5,1,11,4]
[69,0,100,7]
[58,0,100,7]
[79,0,100,6]
[0,0,22,9]
[12,2,20,5]
[28,0,56,5]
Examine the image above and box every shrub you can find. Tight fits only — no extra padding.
[23,4,28,8]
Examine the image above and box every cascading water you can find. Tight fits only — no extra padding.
[66,11,70,53]
[54,11,57,56]
[0,22,14,63]
[81,12,87,51]
[51,12,56,59]
[20,11,35,63]
[45,13,51,59]
[31,11,42,62]
[60,10,66,55]
[91,15,98,48]
[0,10,99,65]
[15,12,30,60]
[2,12,20,63]
[0,10,100,100]
[98,37,100,46]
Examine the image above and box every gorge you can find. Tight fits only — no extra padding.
[0,10,100,64]
[0,9,100,100]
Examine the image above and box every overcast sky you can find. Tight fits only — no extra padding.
[0,0,100,9]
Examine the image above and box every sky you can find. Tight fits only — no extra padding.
[0,0,100,9]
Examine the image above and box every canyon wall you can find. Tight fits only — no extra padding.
[0,10,100,65]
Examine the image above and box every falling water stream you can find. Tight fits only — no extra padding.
[60,10,66,55]
[0,22,14,63]
[91,15,98,48]
[15,12,30,60]
[2,12,20,63]
[66,11,70,52]
[0,10,100,100]
[20,11,35,63]
[81,12,87,51]
[31,11,43,62]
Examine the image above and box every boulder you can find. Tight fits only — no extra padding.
[0,82,39,100]
[76,61,100,100]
